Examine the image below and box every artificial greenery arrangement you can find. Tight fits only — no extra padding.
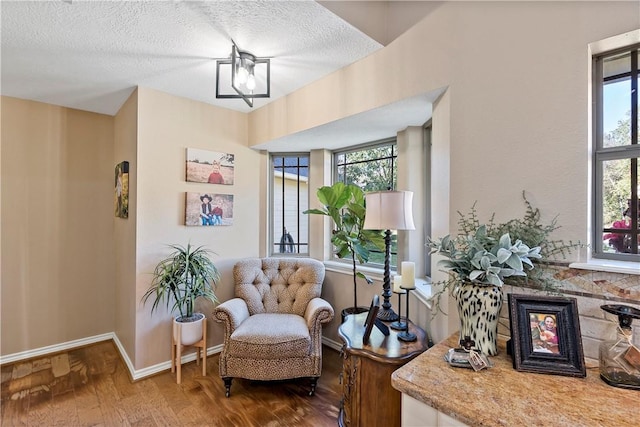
[427,192,581,312]
[141,243,220,321]
[304,182,385,312]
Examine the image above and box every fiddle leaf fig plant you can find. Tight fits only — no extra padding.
[304,182,385,310]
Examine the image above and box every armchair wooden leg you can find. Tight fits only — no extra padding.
[223,377,233,397]
[309,377,318,396]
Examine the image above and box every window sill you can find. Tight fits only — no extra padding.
[323,260,434,306]
[569,260,640,275]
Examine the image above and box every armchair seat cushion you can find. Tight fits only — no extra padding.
[228,313,311,359]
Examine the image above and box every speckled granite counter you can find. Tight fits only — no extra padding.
[391,334,639,426]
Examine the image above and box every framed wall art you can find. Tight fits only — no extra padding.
[507,293,586,378]
[185,192,234,227]
[186,148,234,185]
[114,161,129,218]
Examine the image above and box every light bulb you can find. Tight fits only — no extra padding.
[246,74,256,91]
[236,67,248,85]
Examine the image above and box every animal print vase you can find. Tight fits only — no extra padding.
[454,283,503,356]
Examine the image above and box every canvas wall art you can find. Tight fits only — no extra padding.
[114,161,129,218]
[185,192,234,226]
[186,148,234,185]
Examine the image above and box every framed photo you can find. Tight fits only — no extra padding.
[508,293,586,377]
[185,192,234,226]
[186,148,234,185]
[363,295,380,345]
[114,161,129,218]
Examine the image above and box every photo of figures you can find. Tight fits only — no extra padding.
[114,161,129,218]
[186,148,234,185]
[530,313,560,354]
[185,192,234,226]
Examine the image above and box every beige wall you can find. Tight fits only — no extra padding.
[133,88,260,369]
[114,90,139,363]
[2,1,638,369]
[251,1,638,249]
[252,2,639,343]
[1,97,115,355]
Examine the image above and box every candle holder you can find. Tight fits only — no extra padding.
[397,287,417,342]
[390,291,407,331]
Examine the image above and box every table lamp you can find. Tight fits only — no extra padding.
[363,190,415,322]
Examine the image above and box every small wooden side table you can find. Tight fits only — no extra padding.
[338,312,429,427]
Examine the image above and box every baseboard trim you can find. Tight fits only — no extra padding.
[2,334,336,381]
[128,343,224,381]
[322,336,342,352]
[0,333,114,365]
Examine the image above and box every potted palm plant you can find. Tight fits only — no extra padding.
[304,182,385,317]
[141,243,220,345]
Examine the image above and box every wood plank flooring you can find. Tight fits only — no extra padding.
[1,341,343,426]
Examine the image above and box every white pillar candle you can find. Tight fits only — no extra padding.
[401,262,416,289]
[393,275,406,294]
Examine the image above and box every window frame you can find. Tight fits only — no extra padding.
[269,152,310,257]
[593,44,640,262]
[333,138,398,267]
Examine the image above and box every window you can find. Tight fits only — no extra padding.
[594,45,640,260]
[334,140,398,266]
[270,154,309,255]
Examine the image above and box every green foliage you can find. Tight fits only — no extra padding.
[141,243,220,320]
[602,111,632,227]
[304,182,385,308]
[337,145,397,191]
[429,225,542,288]
[428,192,582,313]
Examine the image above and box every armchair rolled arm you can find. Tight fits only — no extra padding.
[304,297,334,329]
[214,298,250,334]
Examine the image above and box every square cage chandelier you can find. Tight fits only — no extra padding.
[216,43,270,108]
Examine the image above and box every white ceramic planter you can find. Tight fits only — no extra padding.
[173,312,205,346]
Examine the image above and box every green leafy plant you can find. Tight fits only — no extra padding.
[427,192,581,312]
[141,243,220,321]
[431,225,542,287]
[304,182,385,311]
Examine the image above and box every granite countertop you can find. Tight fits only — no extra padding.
[391,334,640,426]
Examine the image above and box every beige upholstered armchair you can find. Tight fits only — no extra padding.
[214,258,334,397]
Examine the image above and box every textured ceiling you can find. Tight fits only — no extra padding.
[0,0,383,115]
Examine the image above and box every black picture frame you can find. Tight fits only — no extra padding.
[507,293,586,378]
[362,295,380,345]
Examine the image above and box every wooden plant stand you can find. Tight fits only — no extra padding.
[171,318,207,384]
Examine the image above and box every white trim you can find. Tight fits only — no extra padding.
[412,279,434,310]
[324,260,387,282]
[322,336,343,352]
[111,333,136,379]
[0,332,113,365]
[0,332,224,382]
[130,343,224,381]
[2,333,342,381]
[569,260,640,275]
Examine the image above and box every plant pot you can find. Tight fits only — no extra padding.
[341,306,369,323]
[454,283,502,356]
[173,312,205,346]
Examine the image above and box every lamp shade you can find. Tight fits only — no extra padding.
[363,190,415,230]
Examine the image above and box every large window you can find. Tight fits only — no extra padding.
[270,154,309,255]
[594,45,640,260]
[334,140,398,266]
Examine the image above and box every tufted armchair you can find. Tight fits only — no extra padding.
[214,258,334,397]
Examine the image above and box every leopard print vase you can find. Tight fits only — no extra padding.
[454,283,503,356]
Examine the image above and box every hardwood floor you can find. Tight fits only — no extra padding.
[1,341,343,426]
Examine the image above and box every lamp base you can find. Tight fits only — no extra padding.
[376,307,399,322]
